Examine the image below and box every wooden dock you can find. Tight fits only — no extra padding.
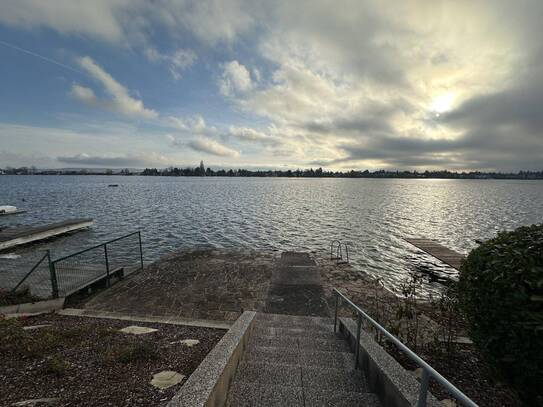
[405,238,464,270]
[0,210,27,216]
[0,219,94,251]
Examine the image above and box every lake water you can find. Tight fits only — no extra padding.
[1,175,542,295]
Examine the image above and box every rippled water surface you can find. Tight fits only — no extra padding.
[1,175,542,293]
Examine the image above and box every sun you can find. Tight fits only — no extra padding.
[429,92,456,114]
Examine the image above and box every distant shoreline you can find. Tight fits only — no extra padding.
[1,167,543,180]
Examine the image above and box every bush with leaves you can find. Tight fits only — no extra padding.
[458,224,543,405]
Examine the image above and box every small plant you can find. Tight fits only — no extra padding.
[43,355,68,377]
[106,340,158,364]
[0,317,28,354]
[395,273,423,352]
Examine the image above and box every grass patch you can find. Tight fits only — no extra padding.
[104,340,158,364]
[42,354,69,377]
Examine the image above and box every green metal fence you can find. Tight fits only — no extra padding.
[2,231,143,299]
[51,231,144,297]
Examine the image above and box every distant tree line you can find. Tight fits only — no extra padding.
[2,166,543,179]
[141,167,543,179]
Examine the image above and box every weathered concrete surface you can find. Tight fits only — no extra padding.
[264,252,330,317]
[226,313,381,407]
[83,249,333,321]
[167,311,256,407]
[83,249,274,321]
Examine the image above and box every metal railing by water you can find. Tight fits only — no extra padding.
[50,231,144,297]
[333,288,478,407]
[10,250,51,294]
[330,240,350,264]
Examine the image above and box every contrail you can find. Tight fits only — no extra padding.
[0,39,84,75]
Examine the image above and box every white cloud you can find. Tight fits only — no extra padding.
[72,56,157,119]
[219,60,253,96]
[165,115,217,136]
[57,152,170,167]
[188,138,240,157]
[227,126,279,146]
[0,0,131,43]
[145,47,197,80]
[0,0,255,46]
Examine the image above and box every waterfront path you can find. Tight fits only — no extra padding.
[82,249,331,321]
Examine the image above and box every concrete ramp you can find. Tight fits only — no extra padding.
[265,252,330,317]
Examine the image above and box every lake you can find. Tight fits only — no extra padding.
[1,175,542,295]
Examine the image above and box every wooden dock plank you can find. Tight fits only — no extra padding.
[0,219,94,251]
[405,238,464,270]
[0,210,27,216]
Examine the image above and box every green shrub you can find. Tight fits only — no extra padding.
[458,224,543,405]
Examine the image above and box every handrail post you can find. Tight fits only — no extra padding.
[334,292,339,333]
[138,231,144,271]
[417,368,430,407]
[104,244,110,287]
[355,312,362,369]
[48,251,59,299]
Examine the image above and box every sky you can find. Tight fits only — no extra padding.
[0,0,542,171]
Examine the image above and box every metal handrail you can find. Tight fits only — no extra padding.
[330,240,342,259]
[52,231,141,263]
[333,288,478,407]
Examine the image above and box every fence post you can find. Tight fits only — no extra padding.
[416,368,430,407]
[138,231,144,271]
[48,250,59,299]
[334,292,339,333]
[104,244,110,287]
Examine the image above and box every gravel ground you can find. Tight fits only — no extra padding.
[0,313,225,406]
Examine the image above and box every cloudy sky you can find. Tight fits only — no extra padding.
[0,0,542,171]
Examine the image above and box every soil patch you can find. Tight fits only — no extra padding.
[0,313,224,406]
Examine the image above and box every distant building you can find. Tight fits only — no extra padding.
[199,160,205,176]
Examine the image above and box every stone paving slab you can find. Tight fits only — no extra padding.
[119,325,158,335]
[83,249,274,321]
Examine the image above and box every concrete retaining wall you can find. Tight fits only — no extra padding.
[339,317,441,407]
[0,297,65,316]
[167,311,256,407]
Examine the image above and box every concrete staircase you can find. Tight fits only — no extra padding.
[226,313,381,406]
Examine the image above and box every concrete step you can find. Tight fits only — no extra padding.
[304,389,382,407]
[255,313,331,325]
[235,361,302,387]
[226,382,303,407]
[302,366,367,392]
[226,381,380,407]
[252,326,340,340]
[244,345,356,369]
[247,334,351,353]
